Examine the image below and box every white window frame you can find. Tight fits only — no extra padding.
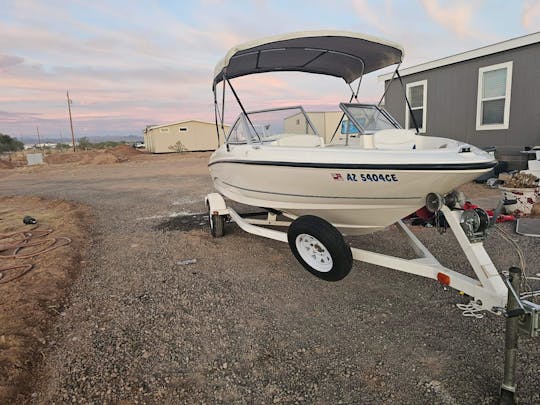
[476,61,513,131]
[179,127,188,132]
[405,80,427,133]
[160,127,169,133]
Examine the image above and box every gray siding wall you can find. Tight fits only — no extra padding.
[384,42,540,169]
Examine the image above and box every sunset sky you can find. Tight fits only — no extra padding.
[1,0,539,140]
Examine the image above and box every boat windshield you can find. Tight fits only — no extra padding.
[227,106,319,144]
[340,103,400,135]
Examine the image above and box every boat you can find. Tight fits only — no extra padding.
[208,31,496,235]
[204,34,540,396]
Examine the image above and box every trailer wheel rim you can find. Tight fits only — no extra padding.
[295,234,333,272]
[208,206,214,231]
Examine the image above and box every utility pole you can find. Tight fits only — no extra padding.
[36,126,41,149]
[67,90,76,151]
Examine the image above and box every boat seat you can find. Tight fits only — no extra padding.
[271,134,323,147]
[529,159,540,169]
[373,129,417,150]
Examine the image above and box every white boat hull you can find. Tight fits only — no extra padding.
[209,144,494,234]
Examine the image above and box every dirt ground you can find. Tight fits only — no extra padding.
[0,145,144,173]
[0,160,15,170]
[43,144,143,166]
[0,153,538,404]
[0,196,90,402]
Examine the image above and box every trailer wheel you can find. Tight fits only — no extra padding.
[207,203,224,237]
[287,215,352,281]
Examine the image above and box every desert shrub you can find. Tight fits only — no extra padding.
[169,140,187,153]
[78,137,92,150]
[92,141,126,149]
[0,133,24,152]
[74,139,128,150]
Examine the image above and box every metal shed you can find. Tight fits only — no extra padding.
[144,120,228,153]
[283,111,343,143]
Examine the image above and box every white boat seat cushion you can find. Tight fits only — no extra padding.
[528,159,540,170]
[373,129,417,150]
[272,134,322,147]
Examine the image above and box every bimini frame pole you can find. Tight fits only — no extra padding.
[213,70,228,147]
[329,60,366,144]
[347,71,363,103]
[377,63,400,107]
[213,90,221,147]
[396,70,420,134]
[221,76,226,136]
[225,78,261,142]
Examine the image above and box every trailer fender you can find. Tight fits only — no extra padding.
[205,193,228,216]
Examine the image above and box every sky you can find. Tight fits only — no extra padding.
[1,0,539,140]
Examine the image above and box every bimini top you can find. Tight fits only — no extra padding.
[213,30,403,88]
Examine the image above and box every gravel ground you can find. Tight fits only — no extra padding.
[0,153,539,404]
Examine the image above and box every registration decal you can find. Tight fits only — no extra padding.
[331,173,399,182]
[360,173,399,182]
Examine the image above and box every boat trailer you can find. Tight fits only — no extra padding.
[205,191,539,403]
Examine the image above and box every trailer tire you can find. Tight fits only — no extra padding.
[287,215,352,281]
[211,214,224,237]
[207,203,224,237]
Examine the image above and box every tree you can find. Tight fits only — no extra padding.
[78,137,92,150]
[0,133,24,152]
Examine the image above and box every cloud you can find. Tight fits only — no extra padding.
[420,0,482,39]
[522,0,540,30]
[0,54,24,69]
[350,0,392,35]
[0,0,526,138]
[0,0,262,139]
[0,110,40,123]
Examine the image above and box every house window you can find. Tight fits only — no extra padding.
[179,127,188,132]
[405,80,427,133]
[296,119,300,125]
[476,61,512,130]
[160,128,169,133]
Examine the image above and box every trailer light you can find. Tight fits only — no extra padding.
[437,273,451,285]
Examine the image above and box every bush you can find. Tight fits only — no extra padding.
[169,140,187,153]
[75,138,127,150]
[78,137,92,150]
[92,141,125,149]
[0,133,24,152]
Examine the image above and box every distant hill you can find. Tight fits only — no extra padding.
[86,135,143,143]
[19,134,144,145]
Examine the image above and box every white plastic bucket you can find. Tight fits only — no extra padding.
[500,186,539,216]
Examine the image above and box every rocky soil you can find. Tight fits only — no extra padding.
[0,153,538,404]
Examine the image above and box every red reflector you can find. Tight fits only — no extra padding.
[437,273,451,285]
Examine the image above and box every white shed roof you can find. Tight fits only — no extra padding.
[147,120,225,131]
[378,31,540,81]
